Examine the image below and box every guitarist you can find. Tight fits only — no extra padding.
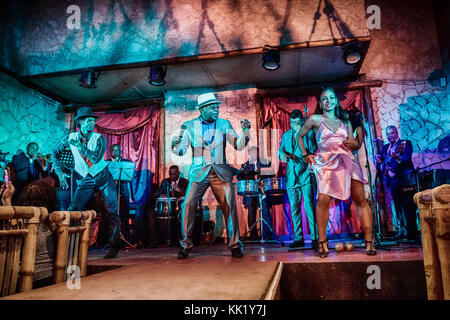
[375,125,419,242]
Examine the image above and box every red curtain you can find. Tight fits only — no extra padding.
[262,90,364,236]
[94,106,160,205]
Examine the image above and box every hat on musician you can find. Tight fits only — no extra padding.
[196,93,222,109]
[74,106,99,122]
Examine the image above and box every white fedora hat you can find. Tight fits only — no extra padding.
[196,93,222,109]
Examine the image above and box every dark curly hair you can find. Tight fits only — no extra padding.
[17,180,58,213]
[315,87,348,122]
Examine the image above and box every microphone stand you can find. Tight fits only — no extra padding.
[166,184,172,246]
[360,112,397,250]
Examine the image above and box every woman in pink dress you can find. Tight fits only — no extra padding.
[296,87,376,258]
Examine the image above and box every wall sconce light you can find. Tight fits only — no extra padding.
[342,42,362,65]
[148,63,167,86]
[79,68,99,88]
[262,46,281,71]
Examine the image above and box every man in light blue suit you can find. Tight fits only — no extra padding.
[278,109,318,249]
[172,93,251,259]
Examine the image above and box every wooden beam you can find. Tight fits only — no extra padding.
[21,37,372,80]
[257,80,383,98]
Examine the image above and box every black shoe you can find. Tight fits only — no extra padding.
[231,248,244,258]
[288,239,305,249]
[178,248,191,259]
[103,247,120,259]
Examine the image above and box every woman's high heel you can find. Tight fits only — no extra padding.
[318,240,329,258]
[365,240,377,256]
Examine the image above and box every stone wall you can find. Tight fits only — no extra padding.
[0,0,369,76]
[0,72,67,169]
[362,0,448,169]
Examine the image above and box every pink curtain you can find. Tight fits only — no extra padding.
[94,106,160,205]
[262,90,364,236]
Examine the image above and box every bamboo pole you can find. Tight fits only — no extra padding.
[78,210,95,277]
[51,211,70,284]
[432,185,450,299]
[414,190,443,299]
[18,207,44,293]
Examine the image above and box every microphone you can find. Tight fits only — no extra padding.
[178,124,187,140]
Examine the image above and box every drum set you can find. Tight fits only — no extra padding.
[154,196,204,246]
[236,177,286,245]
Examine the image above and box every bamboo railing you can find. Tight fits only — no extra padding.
[0,206,47,296]
[49,210,96,283]
[414,184,450,300]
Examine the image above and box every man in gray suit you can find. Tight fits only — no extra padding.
[172,93,251,259]
[278,109,318,249]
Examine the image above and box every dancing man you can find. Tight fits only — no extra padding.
[296,87,376,257]
[278,109,318,249]
[172,92,251,259]
[52,107,121,259]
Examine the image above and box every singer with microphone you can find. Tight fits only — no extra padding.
[172,92,251,259]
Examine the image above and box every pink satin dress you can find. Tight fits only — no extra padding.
[311,116,366,200]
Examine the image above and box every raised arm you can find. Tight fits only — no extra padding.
[226,120,250,151]
[171,124,190,156]
[296,116,319,163]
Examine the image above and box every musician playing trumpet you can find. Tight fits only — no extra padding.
[375,125,419,242]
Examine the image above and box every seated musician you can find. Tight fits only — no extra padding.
[237,146,275,240]
[155,165,188,199]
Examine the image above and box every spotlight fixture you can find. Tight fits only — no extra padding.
[79,68,98,89]
[342,42,362,65]
[262,46,280,71]
[148,63,167,86]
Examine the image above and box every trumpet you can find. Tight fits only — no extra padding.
[37,153,52,162]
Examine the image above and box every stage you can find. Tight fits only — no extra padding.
[1,240,426,300]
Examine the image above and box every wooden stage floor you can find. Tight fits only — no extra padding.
[2,240,425,300]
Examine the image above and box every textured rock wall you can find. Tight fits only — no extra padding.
[163,87,258,236]
[0,72,66,167]
[362,0,448,169]
[0,0,369,76]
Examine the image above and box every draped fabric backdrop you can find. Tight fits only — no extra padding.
[262,90,369,237]
[94,106,160,206]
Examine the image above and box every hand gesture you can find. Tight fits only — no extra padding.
[68,139,81,149]
[375,154,382,163]
[279,151,288,163]
[342,139,358,150]
[303,154,316,165]
[1,182,15,205]
[240,118,251,131]
[58,172,71,190]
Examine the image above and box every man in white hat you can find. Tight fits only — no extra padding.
[52,106,121,259]
[172,92,251,259]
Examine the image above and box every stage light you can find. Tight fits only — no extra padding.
[79,68,98,88]
[342,42,362,65]
[148,63,167,86]
[262,46,280,71]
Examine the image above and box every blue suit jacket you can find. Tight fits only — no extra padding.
[278,129,317,188]
[172,117,250,183]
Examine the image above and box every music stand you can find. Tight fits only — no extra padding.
[108,161,136,249]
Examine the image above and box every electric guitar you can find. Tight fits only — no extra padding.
[380,140,406,178]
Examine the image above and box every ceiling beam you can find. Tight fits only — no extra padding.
[21,36,371,80]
